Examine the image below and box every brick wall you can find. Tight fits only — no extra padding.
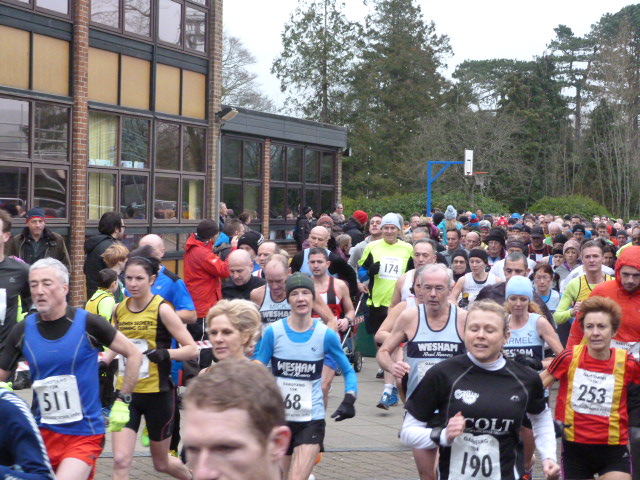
[207,0,223,221]
[69,0,90,306]
[262,138,271,237]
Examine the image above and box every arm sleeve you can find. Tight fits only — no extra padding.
[399,412,440,450]
[253,326,275,364]
[324,330,358,394]
[358,249,373,282]
[527,405,557,462]
[0,393,56,479]
[86,313,118,347]
[0,322,26,371]
[554,280,579,325]
[328,254,358,298]
[348,242,365,271]
[200,252,230,278]
[290,252,304,273]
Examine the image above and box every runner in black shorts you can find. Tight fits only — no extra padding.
[400,300,560,480]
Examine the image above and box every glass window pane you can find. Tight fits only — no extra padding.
[244,184,261,220]
[287,188,301,219]
[321,190,334,216]
[121,117,149,168]
[184,127,205,172]
[223,183,241,217]
[287,147,302,182]
[121,174,148,219]
[91,0,119,28]
[185,7,206,52]
[158,0,182,45]
[124,0,151,36]
[188,0,206,6]
[34,104,69,161]
[0,98,29,158]
[222,137,241,178]
[37,0,68,13]
[270,186,285,220]
[305,150,319,183]
[154,176,178,220]
[89,112,118,166]
[0,165,28,217]
[321,152,334,184]
[156,122,180,170]
[88,171,115,220]
[305,189,320,213]
[33,168,67,218]
[182,178,203,220]
[243,141,261,179]
[270,144,285,181]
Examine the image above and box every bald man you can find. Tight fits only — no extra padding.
[136,234,197,324]
[290,226,358,297]
[222,249,266,300]
[255,241,279,278]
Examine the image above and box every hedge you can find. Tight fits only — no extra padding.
[528,195,612,218]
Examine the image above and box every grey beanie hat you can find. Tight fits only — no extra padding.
[444,205,457,220]
[380,212,402,230]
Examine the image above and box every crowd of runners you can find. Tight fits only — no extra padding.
[1,203,640,480]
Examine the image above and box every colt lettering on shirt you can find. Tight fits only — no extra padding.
[464,417,515,435]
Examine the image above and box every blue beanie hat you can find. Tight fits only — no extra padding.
[505,276,533,301]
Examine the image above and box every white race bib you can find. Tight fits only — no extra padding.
[571,368,615,417]
[379,256,403,280]
[277,377,313,421]
[417,360,436,382]
[611,339,640,359]
[32,375,83,424]
[450,433,500,480]
[119,338,150,379]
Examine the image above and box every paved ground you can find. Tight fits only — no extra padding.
[16,358,556,479]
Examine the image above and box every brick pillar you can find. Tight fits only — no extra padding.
[262,138,271,237]
[207,0,223,220]
[68,0,90,306]
[335,151,343,203]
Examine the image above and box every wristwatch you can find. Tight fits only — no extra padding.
[117,392,132,404]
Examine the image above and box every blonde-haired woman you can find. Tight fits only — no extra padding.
[206,299,262,364]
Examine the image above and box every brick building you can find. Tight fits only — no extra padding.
[0,0,347,304]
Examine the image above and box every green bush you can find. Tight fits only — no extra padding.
[529,195,612,218]
[342,192,508,219]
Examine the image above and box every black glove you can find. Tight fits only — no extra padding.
[331,393,356,422]
[554,419,570,440]
[143,349,171,365]
[98,360,108,375]
[458,297,469,309]
[513,353,543,371]
[368,261,381,277]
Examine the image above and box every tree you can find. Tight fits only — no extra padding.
[271,0,361,123]
[222,33,275,112]
[344,0,452,196]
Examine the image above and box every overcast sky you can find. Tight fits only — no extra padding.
[224,1,636,110]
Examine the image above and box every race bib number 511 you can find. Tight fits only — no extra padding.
[33,375,83,425]
[450,433,500,480]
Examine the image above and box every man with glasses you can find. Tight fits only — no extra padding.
[83,212,125,298]
[377,264,466,480]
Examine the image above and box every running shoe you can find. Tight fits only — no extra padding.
[141,427,150,447]
[377,392,393,410]
[376,368,384,379]
[388,387,399,407]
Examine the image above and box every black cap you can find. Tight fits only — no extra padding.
[573,224,586,234]
[531,227,545,238]
[511,224,524,231]
[238,230,264,255]
[197,219,219,240]
[286,273,315,299]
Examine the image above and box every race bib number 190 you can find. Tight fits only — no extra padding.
[32,375,83,425]
[450,433,500,480]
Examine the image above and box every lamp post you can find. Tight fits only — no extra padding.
[214,107,238,222]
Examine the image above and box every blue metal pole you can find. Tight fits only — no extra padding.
[427,161,464,216]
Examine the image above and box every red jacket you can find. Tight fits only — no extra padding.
[184,233,231,317]
[567,246,640,349]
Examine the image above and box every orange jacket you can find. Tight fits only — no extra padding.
[184,233,231,317]
[567,246,640,349]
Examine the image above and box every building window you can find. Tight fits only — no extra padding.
[91,0,151,38]
[221,136,263,221]
[269,143,336,238]
[152,120,206,221]
[0,96,70,219]
[157,0,207,53]
[1,0,69,16]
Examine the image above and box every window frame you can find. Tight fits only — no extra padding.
[0,0,71,20]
